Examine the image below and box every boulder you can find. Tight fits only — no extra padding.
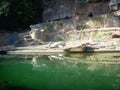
[49,41,65,48]
[65,45,86,52]
[30,29,48,42]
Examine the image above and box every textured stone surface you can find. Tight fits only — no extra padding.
[42,0,75,22]
[29,0,120,43]
[0,32,20,46]
[7,0,120,52]
[75,2,110,18]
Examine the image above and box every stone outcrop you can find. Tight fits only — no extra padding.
[65,45,86,53]
[29,15,120,42]
[30,29,48,42]
[28,0,120,44]
[3,0,120,53]
[42,0,75,22]
[49,41,65,48]
[0,32,21,46]
[109,0,120,16]
[75,1,110,18]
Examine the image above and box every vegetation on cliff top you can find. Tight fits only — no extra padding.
[0,0,55,31]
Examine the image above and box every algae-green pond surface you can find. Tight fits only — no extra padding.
[0,53,120,90]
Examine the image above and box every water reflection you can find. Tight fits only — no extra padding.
[0,53,120,90]
[9,53,120,72]
[25,53,120,67]
[17,53,120,77]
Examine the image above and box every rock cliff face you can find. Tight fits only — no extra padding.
[75,1,110,18]
[42,0,75,22]
[28,0,120,46]
[0,32,20,46]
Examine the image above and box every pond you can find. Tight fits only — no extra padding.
[0,53,120,90]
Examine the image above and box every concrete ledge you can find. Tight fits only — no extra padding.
[7,48,120,55]
[7,49,64,55]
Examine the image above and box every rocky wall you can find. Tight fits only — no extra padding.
[0,32,21,47]
[30,15,120,44]
[29,0,120,45]
[42,0,75,22]
[75,2,110,18]
[80,14,120,28]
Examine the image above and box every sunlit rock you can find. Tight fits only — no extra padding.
[42,0,75,22]
[49,41,65,48]
[30,28,48,43]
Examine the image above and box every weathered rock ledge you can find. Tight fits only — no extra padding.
[1,27,120,54]
[0,40,119,54]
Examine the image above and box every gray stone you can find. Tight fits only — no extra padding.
[49,41,65,48]
[30,28,48,43]
[65,45,86,52]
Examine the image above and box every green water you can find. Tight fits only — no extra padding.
[0,53,120,90]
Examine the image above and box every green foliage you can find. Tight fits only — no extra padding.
[0,0,10,15]
[0,0,56,30]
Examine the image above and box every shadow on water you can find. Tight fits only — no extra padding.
[0,51,7,55]
[0,53,120,90]
[0,81,35,90]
